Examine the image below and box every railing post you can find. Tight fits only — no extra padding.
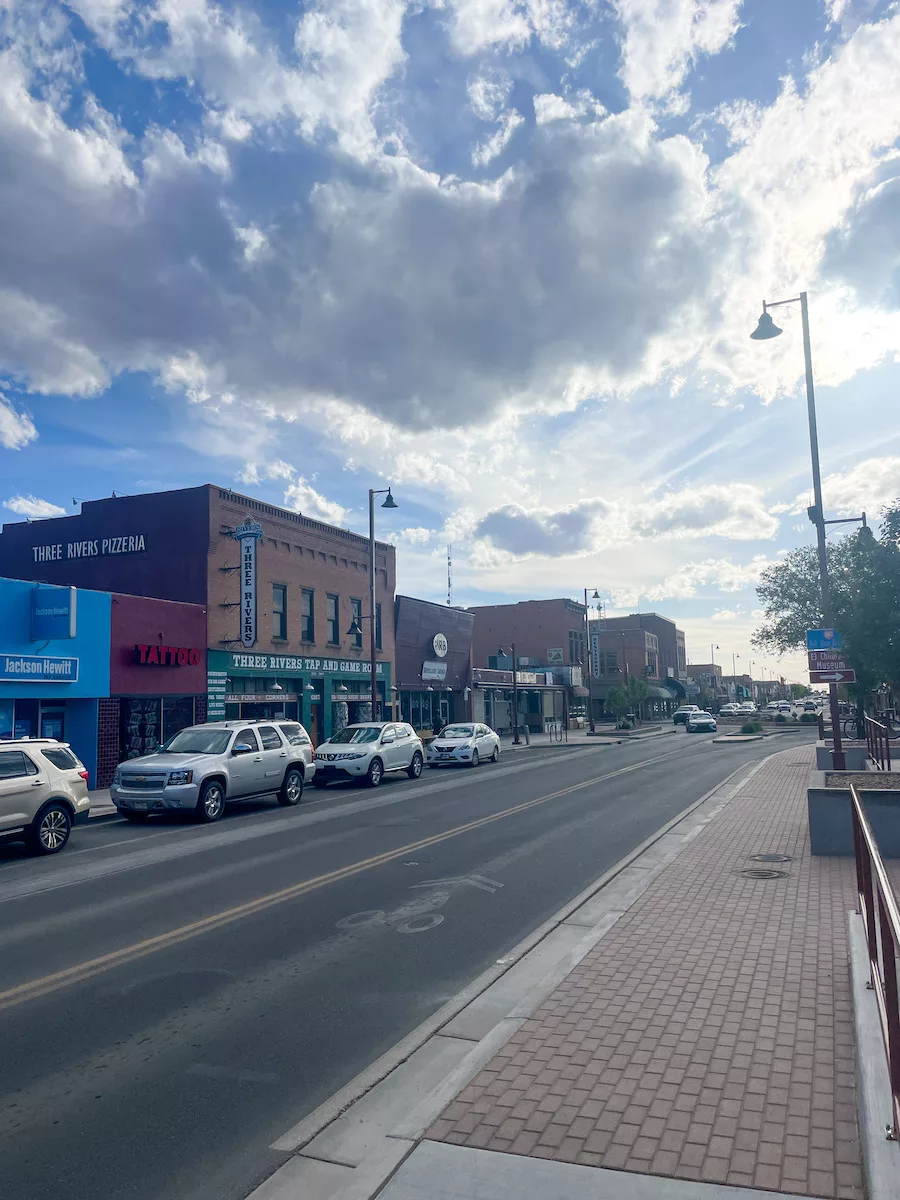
[877,892,900,1138]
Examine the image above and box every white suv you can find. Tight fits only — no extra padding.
[313,723,424,788]
[0,739,91,855]
[111,719,316,823]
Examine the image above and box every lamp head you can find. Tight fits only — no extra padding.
[750,310,782,340]
[347,618,362,637]
[381,488,398,510]
[591,589,600,600]
[271,682,284,692]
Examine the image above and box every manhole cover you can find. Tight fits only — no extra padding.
[739,868,789,880]
[749,853,793,863]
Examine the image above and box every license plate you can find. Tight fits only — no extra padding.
[131,801,148,811]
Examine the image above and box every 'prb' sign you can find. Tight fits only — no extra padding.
[229,517,263,648]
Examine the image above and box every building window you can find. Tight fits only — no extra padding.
[568,629,585,665]
[301,588,314,642]
[272,584,287,640]
[326,594,339,645]
[375,602,382,651]
[350,597,363,648]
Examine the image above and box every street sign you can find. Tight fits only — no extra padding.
[809,669,856,684]
[807,650,850,672]
[806,628,843,651]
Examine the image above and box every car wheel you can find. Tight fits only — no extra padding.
[407,752,423,780]
[491,745,500,762]
[121,810,150,822]
[196,780,225,823]
[278,767,304,806]
[469,749,479,767]
[28,802,72,855]
[366,758,384,788]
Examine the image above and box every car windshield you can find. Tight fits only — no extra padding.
[440,725,474,738]
[693,713,713,719]
[161,729,232,755]
[329,726,382,744]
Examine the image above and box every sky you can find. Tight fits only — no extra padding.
[1,0,899,686]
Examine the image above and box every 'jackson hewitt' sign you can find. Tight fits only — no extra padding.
[0,654,79,682]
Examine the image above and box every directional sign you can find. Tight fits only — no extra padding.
[806,628,844,651]
[808,650,850,672]
[809,669,856,684]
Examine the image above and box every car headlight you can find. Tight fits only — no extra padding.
[112,769,121,786]
[168,769,193,785]
[336,752,365,760]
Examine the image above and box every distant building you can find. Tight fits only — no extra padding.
[594,613,686,683]
[469,598,587,668]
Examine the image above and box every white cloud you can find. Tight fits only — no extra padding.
[711,607,740,620]
[474,497,610,556]
[471,109,524,166]
[616,554,773,605]
[236,460,295,486]
[394,526,435,544]
[631,484,779,540]
[614,0,742,104]
[533,91,606,125]
[782,456,900,518]
[283,476,351,525]
[0,393,38,450]
[4,494,66,518]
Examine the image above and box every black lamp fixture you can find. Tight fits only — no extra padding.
[750,306,783,340]
[381,488,398,509]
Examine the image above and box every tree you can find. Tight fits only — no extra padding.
[789,683,807,700]
[607,676,650,721]
[753,501,900,693]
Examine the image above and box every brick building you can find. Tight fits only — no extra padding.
[591,613,687,686]
[0,484,396,745]
[469,598,588,668]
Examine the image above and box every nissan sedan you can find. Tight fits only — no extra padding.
[426,723,501,767]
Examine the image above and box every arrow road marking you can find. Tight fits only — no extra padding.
[411,875,503,894]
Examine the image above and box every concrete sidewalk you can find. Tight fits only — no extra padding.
[422,744,864,1198]
[87,787,118,819]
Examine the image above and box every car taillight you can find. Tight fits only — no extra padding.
[79,769,89,781]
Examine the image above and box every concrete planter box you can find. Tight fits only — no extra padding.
[808,770,900,855]
[814,741,869,771]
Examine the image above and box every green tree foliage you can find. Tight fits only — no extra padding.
[605,675,651,719]
[753,501,900,690]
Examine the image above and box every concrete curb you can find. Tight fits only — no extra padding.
[250,752,774,1200]
[848,912,900,1200]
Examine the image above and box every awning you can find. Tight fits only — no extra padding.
[572,686,590,697]
[646,686,677,700]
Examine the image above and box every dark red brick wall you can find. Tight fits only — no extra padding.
[96,697,120,788]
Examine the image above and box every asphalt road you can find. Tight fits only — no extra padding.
[0,729,813,1200]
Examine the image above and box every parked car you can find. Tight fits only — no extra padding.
[111,719,315,822]
[313,722,424,788]
[426,723,500,767]
[673,705,701,725]
[686,711,717,733]
[0,739,90,855]
[718,703,742,716]
[737,703,758,715]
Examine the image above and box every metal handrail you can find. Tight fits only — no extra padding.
[865,714,892,771]
[850,784,900,1140]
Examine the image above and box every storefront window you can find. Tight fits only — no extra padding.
[163,697,196,743]
[120,698,161,760]
[327,594,339,644]
[301,588,315,641]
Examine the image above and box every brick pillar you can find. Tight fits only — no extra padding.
[195,695,207,724]
[96,698,121,788]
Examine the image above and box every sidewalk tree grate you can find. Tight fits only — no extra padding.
[748,852,793,862]
[738,867,789,879]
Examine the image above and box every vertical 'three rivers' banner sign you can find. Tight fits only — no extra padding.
[230,517,264,648]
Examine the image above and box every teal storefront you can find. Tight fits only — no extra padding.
[206,650,392,746]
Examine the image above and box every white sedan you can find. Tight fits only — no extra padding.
[426,723,501,768]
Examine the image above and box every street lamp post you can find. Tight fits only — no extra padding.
[348,487,398,722]
[498,643,520,745]
[732,652,739,700]
[583,587,600,733]
[751,292,845,769]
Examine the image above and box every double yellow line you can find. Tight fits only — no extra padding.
[0,747,685,1012]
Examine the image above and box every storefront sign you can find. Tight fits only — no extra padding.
[432,633,448,658]
[229,517,263,648]
[0,653,79,682]
[421,660,448,681]
[228,652,386,676]
[31,534,146,563]
[31,585,77,640]
[546,647,564,664]
[207,668,227,721]
[135,644,202,666]
[225,693,298,703]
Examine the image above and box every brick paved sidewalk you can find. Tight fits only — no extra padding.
[427,744,865,1199]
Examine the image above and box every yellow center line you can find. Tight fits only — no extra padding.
[0,746,688,1012]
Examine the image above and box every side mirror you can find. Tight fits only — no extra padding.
[232,743,253,755]
[381,733,395,744]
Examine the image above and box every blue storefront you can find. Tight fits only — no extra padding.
[0,577,111,785]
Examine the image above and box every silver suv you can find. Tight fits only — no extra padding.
[0,739,91,855]
[110,720,316,823]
